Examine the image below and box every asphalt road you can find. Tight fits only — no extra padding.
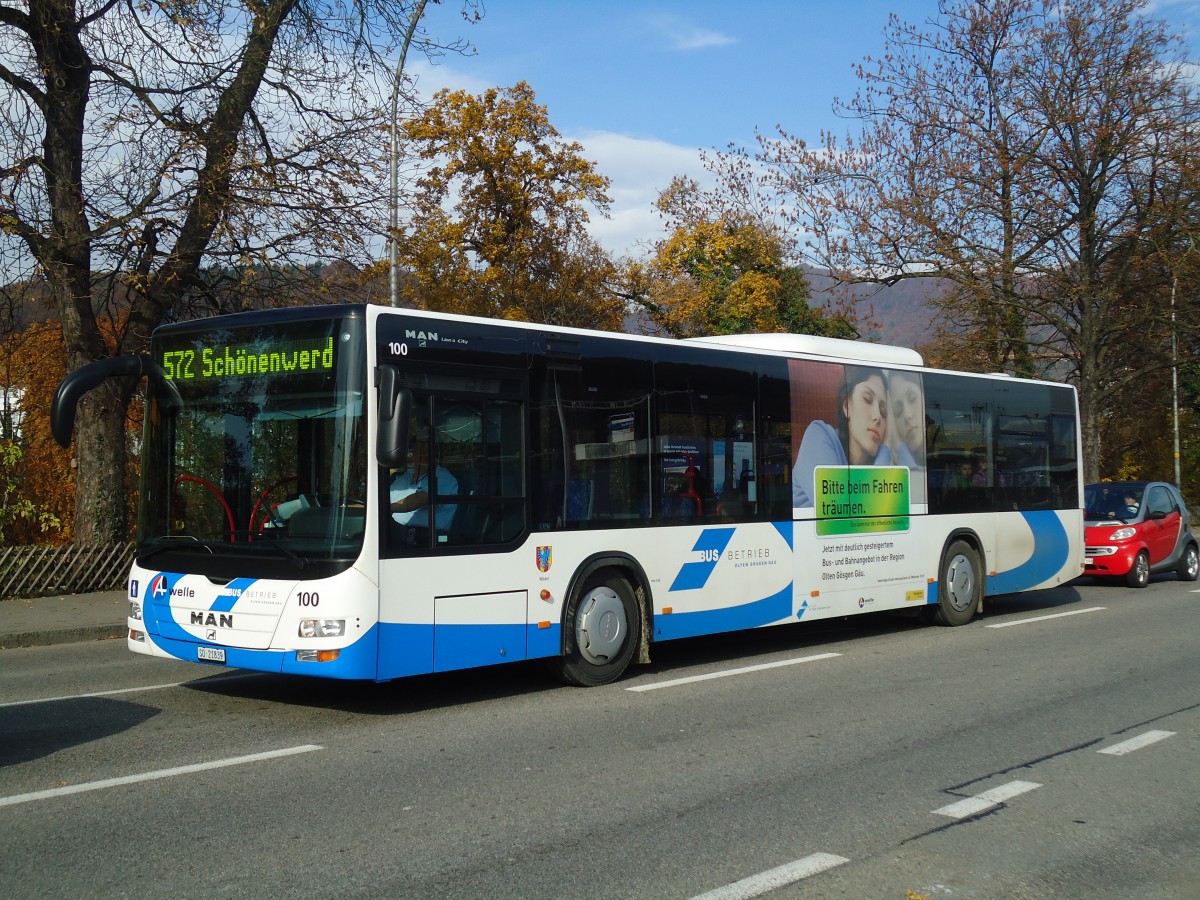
[2,577,1198,899]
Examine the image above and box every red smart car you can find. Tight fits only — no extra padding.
[1084,481,1199,587]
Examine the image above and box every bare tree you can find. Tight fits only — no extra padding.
[735,0,1199,480]
[0,0,477,542]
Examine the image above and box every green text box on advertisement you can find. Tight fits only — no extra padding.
[814,466,910,536]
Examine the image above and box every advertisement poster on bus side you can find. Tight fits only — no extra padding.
[789,359,928,605]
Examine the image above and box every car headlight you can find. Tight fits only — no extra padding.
[298,618,345,638]
[1111,527,1137,541]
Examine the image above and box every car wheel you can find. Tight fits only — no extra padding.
[1177,543,1199,582]
[1126,551,1150,588]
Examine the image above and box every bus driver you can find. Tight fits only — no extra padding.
[390,420,459,532]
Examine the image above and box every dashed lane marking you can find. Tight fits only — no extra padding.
[1098,730,1176,756]
[985,607,1106,628]
[933,780,1042,819]
[0,672,261,708]
[626,652,841,692]
[689,852,850,900]
[0,745,322,808]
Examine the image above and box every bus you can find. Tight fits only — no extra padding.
[52,304,1084,685]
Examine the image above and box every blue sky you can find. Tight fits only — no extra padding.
[410,1,1200,259]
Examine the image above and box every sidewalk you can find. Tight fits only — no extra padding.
[0,590,127,649]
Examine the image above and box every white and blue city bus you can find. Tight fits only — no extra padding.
[52,304,1084,685]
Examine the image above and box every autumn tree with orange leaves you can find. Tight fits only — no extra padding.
[395,82,626,331]
[0,322,72,543]
[628,176,858,339]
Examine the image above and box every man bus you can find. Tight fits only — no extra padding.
[52,304,1083,685]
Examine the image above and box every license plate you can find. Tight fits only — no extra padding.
[197,646,226,663]
[1083,557,1093,566]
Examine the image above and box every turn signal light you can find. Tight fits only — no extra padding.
[296,649,341,663]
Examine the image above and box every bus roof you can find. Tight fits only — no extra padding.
[685,333,924,367]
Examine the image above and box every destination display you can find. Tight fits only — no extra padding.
[158,335,336,381]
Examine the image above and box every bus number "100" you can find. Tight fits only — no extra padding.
[297,592,320,607]
[387,342,408,356]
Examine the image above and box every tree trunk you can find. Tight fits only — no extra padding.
[1077,367,1102,485]
[71,379,133,544]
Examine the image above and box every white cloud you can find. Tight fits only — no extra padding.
[640,14,737,51]
[569,130,718,259]
[405,58,493,97]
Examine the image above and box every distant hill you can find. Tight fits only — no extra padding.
[6,264,944,351]
[805,268,947,349]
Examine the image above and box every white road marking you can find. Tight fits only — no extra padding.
[985,607,1106,628]
[0,672,260,709]
[0,745,322,808]
[1098,730,1175,756]
[689,852,849,900]
[933,780,1041,819]
[626,652,841,692]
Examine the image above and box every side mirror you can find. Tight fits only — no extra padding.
[52,354,182,447]
[375,365,411,468]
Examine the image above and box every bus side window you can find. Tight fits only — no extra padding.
[537,357,651,530]
[654,358,761,523]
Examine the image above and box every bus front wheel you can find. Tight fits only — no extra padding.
[933,540,981,626]
[555,572,640,687]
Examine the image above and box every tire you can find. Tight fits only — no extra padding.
[1177,543,1199,582]
[1126,551,1150,588]
[554,572,641,687]
[933,540,981,626]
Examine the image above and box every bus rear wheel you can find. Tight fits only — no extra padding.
[933,540,981,626]
[555,572,640,687]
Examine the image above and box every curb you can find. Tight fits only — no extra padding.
[0,624,127,650]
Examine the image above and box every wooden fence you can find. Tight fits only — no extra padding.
[0,543,134,600]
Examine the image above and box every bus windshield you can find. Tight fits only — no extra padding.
[137,313,367,579]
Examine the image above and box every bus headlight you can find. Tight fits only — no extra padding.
[299,618,345,638]
[129,601,142,621]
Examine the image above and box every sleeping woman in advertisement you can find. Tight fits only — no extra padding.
[792,367,894,508]
[887,370,924,471]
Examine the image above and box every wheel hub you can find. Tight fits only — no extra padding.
[946,554,975,612]
[577,586,627,665]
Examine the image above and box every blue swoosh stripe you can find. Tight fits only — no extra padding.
[656,584,794,641]
[990,510,1071,594]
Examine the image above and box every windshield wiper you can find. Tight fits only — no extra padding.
[231,530,309,570]
[137,536,219,564]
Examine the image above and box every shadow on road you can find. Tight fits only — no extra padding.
[175,583,1100,716]
[0,698,160,767]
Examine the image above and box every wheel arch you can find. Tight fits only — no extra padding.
[560,552,653,665]
[937,528,987,582]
